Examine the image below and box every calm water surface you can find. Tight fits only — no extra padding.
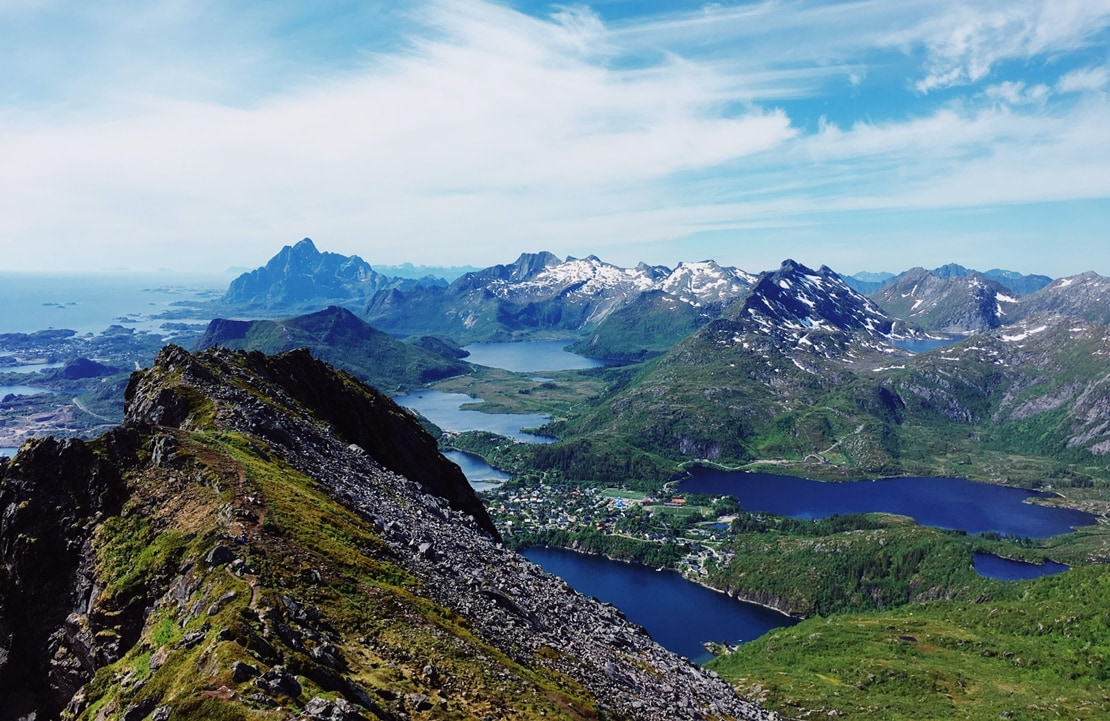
[2,362,65,374]
[892,337,962,353]
[442,449,510,493]
[974,552,1069,580]
[523,547,796,663]
[0,385,53,397]
[394,390,554,443]
[0,272,226,335]
[462,340,609,373]
[681,469,1096,538]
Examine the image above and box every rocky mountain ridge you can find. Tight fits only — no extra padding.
[0,345,773,721]
[868,267,1020,333]
[223,238,443,309]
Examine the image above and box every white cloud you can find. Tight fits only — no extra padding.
[899,0,1110,93]
[984,81,1051,106]
[0,0,1109,272]
[1057,65,1110,93]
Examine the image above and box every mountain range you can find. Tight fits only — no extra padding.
[212,243,1110,482]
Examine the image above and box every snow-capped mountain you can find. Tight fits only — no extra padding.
[363,252,758,340]
[870,267,1020,333]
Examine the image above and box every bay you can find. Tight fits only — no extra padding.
[523,547,796,664]
[394,390,554,444]
[681,469,1096,538]
[442,449,510,493]
[2,362,65,373]
[462,340,609,373]
[974,552,1069,580]
[0,272,226,335]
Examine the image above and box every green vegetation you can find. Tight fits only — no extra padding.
[712,565,1110,720]
[201,306,468,392]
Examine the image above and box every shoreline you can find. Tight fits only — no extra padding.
[522,542,803,621]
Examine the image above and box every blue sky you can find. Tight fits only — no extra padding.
[2,0,1109,277]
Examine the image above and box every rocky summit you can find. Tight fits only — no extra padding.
[0,345,772,721]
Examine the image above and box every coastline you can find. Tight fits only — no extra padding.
[523,542,802,621]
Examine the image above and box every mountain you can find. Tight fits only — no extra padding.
[223,238,443,309]
[983,268,1053,295]
[843,265,1051,299]
[725,260,912,346]
[550,261,922,470]
[922,264,1052,296]
[1010,272,1110,324]
[839,271,895,295]
[196,306,470,391]
[0,346,768,721]
[364,252,756,347]
[869,267,1020,333]
[528,261,1110,484]
[567,289,719,362]
[568,261,757,361]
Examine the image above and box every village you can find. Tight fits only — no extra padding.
[481,479,745,579]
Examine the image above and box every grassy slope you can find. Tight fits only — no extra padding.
[76,400,601,720]
[712,565,1110,720]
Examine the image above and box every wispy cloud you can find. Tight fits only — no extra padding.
[0,0,1108,274]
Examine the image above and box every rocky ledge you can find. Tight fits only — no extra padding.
[1,345,774,721]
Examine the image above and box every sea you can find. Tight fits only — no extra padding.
[0,272,229,336]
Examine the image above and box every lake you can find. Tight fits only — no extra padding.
[1,361,65,374]
[393,390,554,443]
[680,469,1097,538]
[0,385,54,397]
[461,340,610,373]
[442,449,511,493]
[892,337,962,353]
[522,547,796,663]
[974,552,1069,581]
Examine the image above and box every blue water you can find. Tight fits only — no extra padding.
[680,469,1096,538]
[974,552,1069,580]
[892,337,962,353]
[0,447,17,457]
[0,272,227,335]
[523,547,796,663]
[0,385,53,397]
[2,362,64,373]
[462,340,610,373]
[442,449,511,492]
[393,390,554,443]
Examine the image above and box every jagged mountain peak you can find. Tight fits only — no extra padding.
[223,239,444,308]
[871,266,1019,333]
[931,262,972,279]
[700,259,919,364]
[508,250,562,281]
[1013,271,1110,324]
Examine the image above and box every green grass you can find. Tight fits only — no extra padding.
[712,565,1110,720]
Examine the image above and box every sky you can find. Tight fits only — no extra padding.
[1,0,1109,277]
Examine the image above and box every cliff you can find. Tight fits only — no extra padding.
[0,346,772,721]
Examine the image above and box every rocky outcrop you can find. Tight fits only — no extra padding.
[2,346,775,721]
[0,436,129,720]
[126,345,496,538]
